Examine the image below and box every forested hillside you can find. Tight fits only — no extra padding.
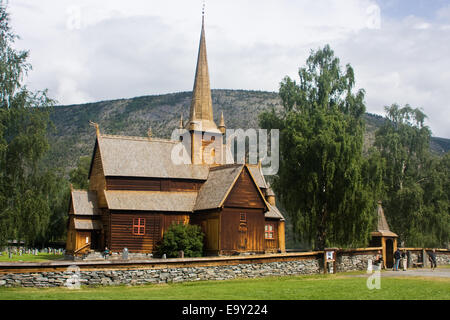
[46,89,449,173]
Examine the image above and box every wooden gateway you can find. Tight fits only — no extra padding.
[369,201,398,268]
[65,14,286,256]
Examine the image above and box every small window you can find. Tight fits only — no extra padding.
[133,218,145,236]
[240,213,247,222]
[265,224,274,239]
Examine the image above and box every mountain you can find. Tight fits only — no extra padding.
[46,89,449,172]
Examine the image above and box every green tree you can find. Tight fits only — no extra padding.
[375,104,449,246]
[156,223,204,258]
[0,2,56,246]
[260,45,376,250]
[69,155,91,190]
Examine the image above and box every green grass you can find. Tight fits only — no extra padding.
[0,252,63,263]
[0,274,449,300]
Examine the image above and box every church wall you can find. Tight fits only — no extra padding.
[264,218,279,253]
[190,211,220,255]
[105,177,202,192]
[89,145,107,208]
[223,168,266,210]
[109,211,190,253]
[220,207,265,254]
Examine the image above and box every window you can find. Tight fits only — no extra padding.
[265,224,274,239]
[133,218,145,236]
[240,213,247,222]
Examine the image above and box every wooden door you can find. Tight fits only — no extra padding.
[239,222,248,250]
[76,231,91,253]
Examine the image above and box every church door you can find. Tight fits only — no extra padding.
[239,213,248,251]
[385,238,394,268]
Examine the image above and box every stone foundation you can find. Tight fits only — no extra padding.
[0,259,321,288]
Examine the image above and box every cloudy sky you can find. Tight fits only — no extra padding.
[7,0,450,137]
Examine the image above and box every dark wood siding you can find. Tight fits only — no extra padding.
[191,211,220,254]
[89,145,107,208]
[110,212,162,253]
[106,177,203,192]
[224,168,265,209]
[220,208,265,254]
[101,209,111,251]
[109,211,189,253]
[264,220,279,252]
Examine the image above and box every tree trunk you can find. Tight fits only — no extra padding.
[315,205,327,250]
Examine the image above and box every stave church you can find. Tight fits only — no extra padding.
[65,13,285,257]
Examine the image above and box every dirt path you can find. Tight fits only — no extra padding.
[344,267,450,278]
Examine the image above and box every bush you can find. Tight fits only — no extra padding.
[156,223,204,258]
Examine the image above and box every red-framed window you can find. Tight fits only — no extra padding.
[265,224,274,239]
[133,218,145,236]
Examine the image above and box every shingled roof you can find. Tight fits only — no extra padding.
[194,164,244,211]
[70,190,99,216]
[247,165,268,189]
[73,218,102,230]
[96,134,210,180]
[105,190,198,212]
[265,204,285,221]
[371,201,398,237]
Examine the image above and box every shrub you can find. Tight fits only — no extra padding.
[156,223,204,258]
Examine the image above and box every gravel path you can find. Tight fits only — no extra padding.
[380,268,450,278]
[345,267,450,278]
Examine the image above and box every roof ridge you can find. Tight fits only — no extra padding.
[209,163,243,171]
[100,134,177,144]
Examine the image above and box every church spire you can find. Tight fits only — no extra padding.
[187,8,219,133]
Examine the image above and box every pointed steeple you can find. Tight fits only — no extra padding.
[218,111,226,134]
[376,201,391,232]
[179,114,184,129]
[187,12,220,133]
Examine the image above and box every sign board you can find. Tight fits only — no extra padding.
[326,251,335,261]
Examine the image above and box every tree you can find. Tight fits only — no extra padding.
[156,223,204,258]
[260,45,376,250]
[375,104,449,247]
[0,2,55,246]
[69,156,91,190]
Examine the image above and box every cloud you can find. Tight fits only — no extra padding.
[7,0,450,137]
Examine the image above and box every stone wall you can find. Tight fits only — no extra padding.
[0,259,321,288]
[1,248,448,288]
[336,253,378,272]
[405,250,450,267]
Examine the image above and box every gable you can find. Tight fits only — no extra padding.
[224,166,266,209]
[193,164,243,211]
[70,190,99,216]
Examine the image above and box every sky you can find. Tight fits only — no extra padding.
[6,0,450,138]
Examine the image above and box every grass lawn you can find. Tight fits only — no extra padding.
[0,252,63,263]
[0,273,449,300]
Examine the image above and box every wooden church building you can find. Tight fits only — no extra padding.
[66,14,285,257]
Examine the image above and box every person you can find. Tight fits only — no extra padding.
[394,248,401,271]
[103,247,110,259]
[374,250,383,270]
[428,249,437,270]
[401,249,407,271]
